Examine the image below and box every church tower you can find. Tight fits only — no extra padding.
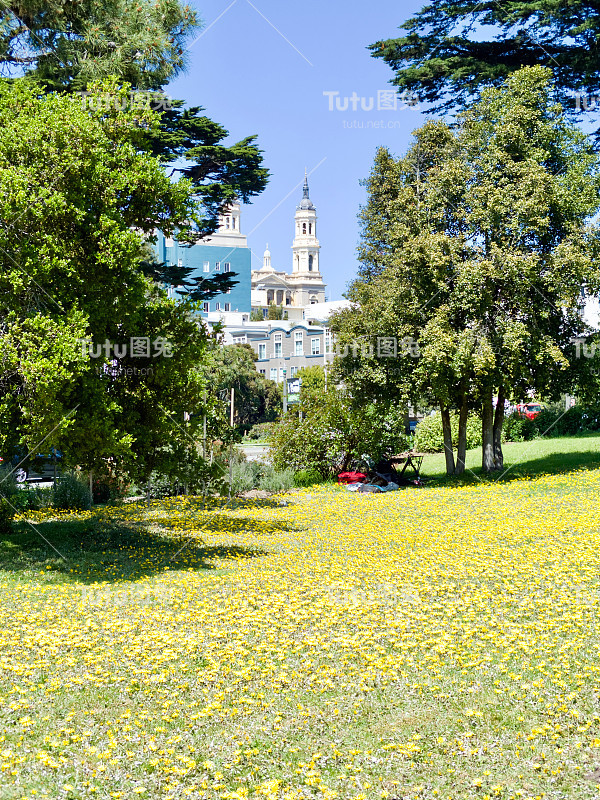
[292,172,321,275]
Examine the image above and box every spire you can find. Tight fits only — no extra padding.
[297,170,315,211]
[262,243,273,271]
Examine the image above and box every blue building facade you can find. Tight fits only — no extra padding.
[155,203,251,314]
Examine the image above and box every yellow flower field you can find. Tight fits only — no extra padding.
[1,472,600,799]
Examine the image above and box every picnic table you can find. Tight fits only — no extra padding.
[389,451,426,479]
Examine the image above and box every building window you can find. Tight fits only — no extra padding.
[203,302,209,312]
[259,369,265,375]
[274,333,282,358]
[290,366,298,378]
[308,254,313,271]
[270,368,277,381]
[295,332,303,356]
[311,338,320,355]
[215,262,221,271]
[279,367,285,381]
[215,302,220,311]
[224,303,230,312]
[309,223,312,234]
[224,262,231,272]
[165,237,174,247]
[325,329,331,353]
[225,216,230,229]
[302,222,307,234]
[258,343,266,360]
[177,258,183,268]
[203,261,210,272]
[232,217,236,229]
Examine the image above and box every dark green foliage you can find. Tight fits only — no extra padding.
[140,259,239,302]
[503,405,600,442]
[293,468,323,487]
[246,422,276,441]
[370,1,600,129]
[0,498,15,534]
[270,394,408,477]
[414,414,482,453]
[54,472,92,511]
[0,1,197,91]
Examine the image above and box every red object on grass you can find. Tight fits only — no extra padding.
[337,471,367,485]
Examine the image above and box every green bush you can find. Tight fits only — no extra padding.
[293,468,323,487]
[0,466,19,503]
[413,414,482,453]
[258,468,294,494]
[270,394,408,477]
[53,471,92,510]
[229,460,293,495]
[502,413,536,442]
[246,422,276,441]
[0,498,15,534]
[503,404,600,441]
[230,460,264,495]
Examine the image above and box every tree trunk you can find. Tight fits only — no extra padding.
[493,385,506,471]
[481,388,495,473]
[455,392,469,476]
[440,403,455,476]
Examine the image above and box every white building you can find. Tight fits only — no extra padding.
[251,174,327,312]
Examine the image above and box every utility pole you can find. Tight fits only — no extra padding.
[228,387,234,499]
[283,366,288,413]
[202,391,207,460]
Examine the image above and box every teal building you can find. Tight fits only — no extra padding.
[156,202,251,314]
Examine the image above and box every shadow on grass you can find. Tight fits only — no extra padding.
[424,444,600,487]
[0,508,280,582]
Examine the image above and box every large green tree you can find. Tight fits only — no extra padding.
[0,1,269,239]
[0,0,196,90]
[0,80,208,479]
[371,1,600,124]
[334,67,600,475]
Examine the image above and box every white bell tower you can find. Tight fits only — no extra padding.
[292,172,321,275]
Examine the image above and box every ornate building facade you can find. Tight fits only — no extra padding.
[251,174,326,311]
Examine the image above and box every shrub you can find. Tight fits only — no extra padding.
[413,414,482,453]
[502,403,600,441]
[293,468,323,487]
[230,460,264,495]
[270,394,408,477]
[11,486,54,511]
[0,466,19,504]
[258,468,294,494]
[0,498,15,534]
[502,413,536,442]
[53,471,92,510]
[247,422,276,441]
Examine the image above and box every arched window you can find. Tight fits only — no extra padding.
[302,222,307,234]
[309,223,312,234]
[308,255,313,271]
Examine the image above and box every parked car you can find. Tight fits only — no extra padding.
[0,449,63,483]
[515,403,544,420]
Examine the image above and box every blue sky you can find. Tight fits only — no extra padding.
[166,0,426,300]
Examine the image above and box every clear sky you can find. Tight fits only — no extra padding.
[166,0,426,300]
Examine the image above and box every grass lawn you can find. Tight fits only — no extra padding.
[422,431,600,485]
[2,437,600,799]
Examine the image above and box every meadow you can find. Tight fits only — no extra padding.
[1,438,600,799]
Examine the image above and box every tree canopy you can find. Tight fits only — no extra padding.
[370,1,600,122]
[0,80,208,480]
[332,67,600,475]
[0,0,196,90]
